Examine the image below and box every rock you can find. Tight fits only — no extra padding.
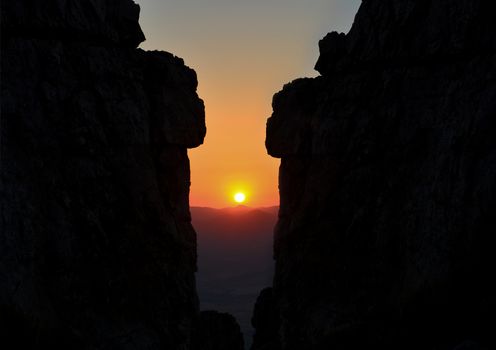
[194,311,245,350]
[251,288,280,350]
[0,0,207,349]
[453,340,488,350]
[1,0,146,48]
[258,0,496,349]
[314,32,346,76]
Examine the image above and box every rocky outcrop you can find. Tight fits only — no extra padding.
[257,1,496,349]
[0,1,210,349]
[2,0,146,47]
[194,311,245,350]
[251,288,280,350]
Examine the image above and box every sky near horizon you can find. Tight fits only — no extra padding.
[135,0,361,208]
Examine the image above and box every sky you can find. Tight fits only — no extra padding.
[134,0,361,208]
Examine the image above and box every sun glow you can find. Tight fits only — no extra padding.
[234,192,246,204]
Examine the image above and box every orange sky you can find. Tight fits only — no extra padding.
[135,0,360,207]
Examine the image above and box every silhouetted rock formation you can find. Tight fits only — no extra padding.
[194,311,245,350]
[251,288,280,350]
[3,0,146,47]
[0,0,220,349]
[256,1,496,349]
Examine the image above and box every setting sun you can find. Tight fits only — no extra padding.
[234,192,246,203]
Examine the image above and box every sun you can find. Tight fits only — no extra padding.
[234,192,246,204]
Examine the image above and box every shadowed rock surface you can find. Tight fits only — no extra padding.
[251,288,280,350]
[0,1,243,349]
[194,311,245,350]
[255,0,496,349]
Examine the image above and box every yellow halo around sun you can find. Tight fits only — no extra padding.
[234,192,246,203]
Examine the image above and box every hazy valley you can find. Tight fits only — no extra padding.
[192,206,278,344]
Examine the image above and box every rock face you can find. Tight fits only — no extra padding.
[258,1,496,349]
[1,1,210,349]
[251,288,279,350]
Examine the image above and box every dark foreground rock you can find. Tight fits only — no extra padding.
[256,0,496,349]
[194,311,245,350]
[0,0,228,349]
[251,288,280,350]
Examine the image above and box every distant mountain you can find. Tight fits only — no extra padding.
[191,206,278,346]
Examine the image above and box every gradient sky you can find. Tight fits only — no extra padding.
[135,0,360,208]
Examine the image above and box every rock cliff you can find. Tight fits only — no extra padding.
[257,0,496,349]
[0,1,217,349]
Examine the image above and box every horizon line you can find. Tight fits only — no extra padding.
[190,204,279,210]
